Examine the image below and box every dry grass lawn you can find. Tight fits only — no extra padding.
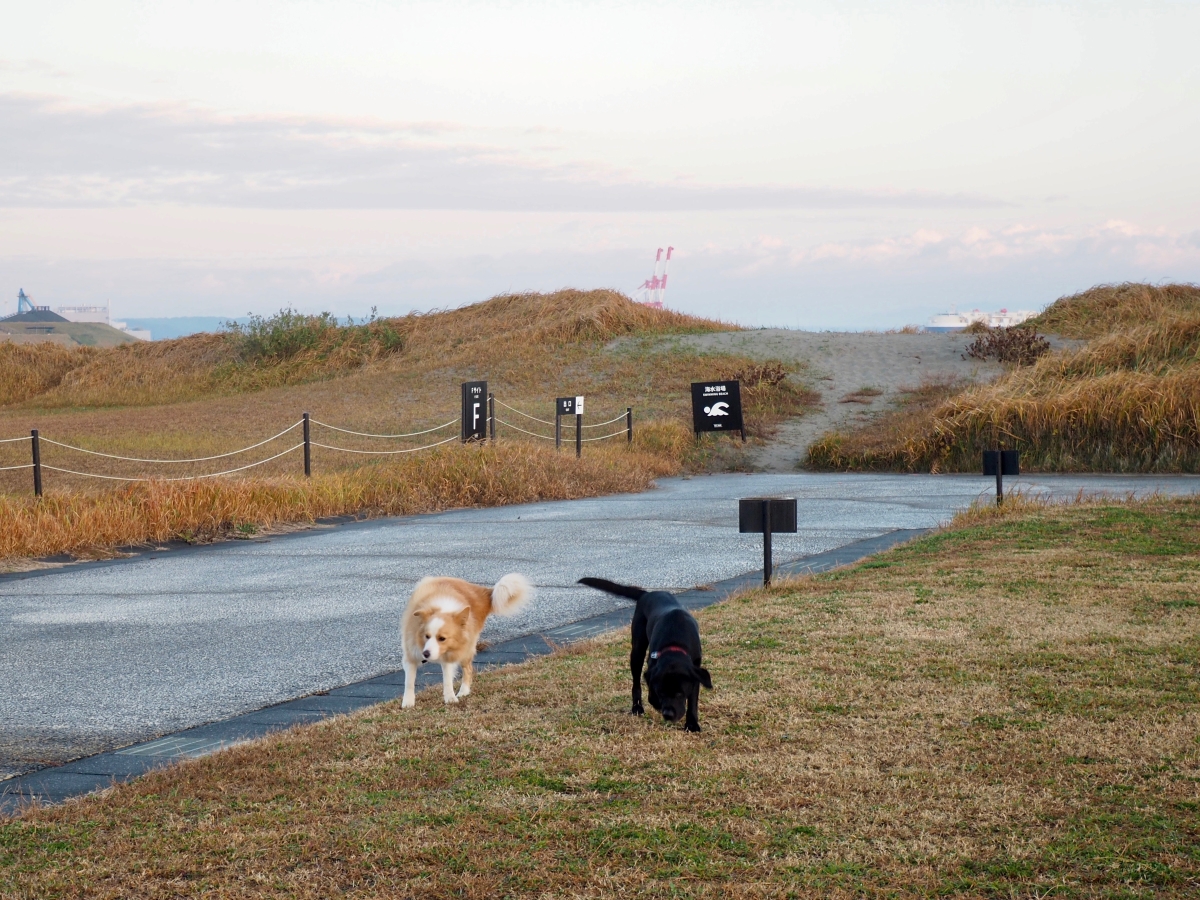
[3,497,1198,897]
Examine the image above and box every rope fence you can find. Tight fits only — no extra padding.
[0,384,634,496]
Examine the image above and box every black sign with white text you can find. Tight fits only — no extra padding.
[461,381,488,441]
[557,396,581,416]
[691,381,744,435]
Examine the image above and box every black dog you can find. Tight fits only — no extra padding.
[578,577,712,732]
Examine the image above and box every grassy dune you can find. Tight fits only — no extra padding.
[3,496,1197,896]
[807,283,1200,472]
[0,290,816,560]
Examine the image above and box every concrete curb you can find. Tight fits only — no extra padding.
[1,527,927,816]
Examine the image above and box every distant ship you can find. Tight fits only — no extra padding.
[926,306,1039,332]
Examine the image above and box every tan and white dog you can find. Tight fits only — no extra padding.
[400,573,531,707]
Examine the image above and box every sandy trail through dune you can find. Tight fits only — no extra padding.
[652,330,1008,471]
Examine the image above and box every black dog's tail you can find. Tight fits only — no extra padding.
[578,577,646,601]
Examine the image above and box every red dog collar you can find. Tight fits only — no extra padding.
[650,645,690,660]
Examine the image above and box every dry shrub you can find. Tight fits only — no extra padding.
[723,361,789,391]
[0,429,686,560]
[962,326,1051,365]
[810,283,1200,473]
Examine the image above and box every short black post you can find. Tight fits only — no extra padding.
[555,412,561,451]
[31,429,42,497]
[995,460,1003,505]
[575,412,582,459]
[741,427,746,443]
[762,498,773,586]
[626,407,633,444]
[302,413,311,477]
[488,393,495,443]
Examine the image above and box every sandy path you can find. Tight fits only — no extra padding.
[660,330,1007,471]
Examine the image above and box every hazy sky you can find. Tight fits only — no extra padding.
[2,1,1198,327]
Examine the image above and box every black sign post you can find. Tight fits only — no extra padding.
[691,381,745,441]
[739,497,798,586]
[556,396,583,457]
[461,381,488,442]
[982,449,1019,504]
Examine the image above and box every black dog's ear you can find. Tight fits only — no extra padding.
[696,666,713,690]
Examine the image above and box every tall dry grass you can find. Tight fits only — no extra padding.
[0,342,97,406]
[809,283,1200,472]
[0,425,690,561]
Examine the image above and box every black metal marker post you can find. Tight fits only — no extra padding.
[30,429,42,497]
[488,393,495,443]
[982,449,1020,505]
[575,411,582,459]
[555,411,561,450]
[739,497,797,587]
[627,407,633,444]
[761,498,773,585]
[303,412,311,477]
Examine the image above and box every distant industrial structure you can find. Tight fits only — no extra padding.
[632,247,673,308]
[926,306,1039,332]
[1,290,151,342]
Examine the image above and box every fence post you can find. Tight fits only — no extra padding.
[575,411,582,459]
[302,413,311,477]
[488,393,495,443]
[30,429,42,497]
[761,498,773,586]
[555,411,561,451]
[627,407,633,444]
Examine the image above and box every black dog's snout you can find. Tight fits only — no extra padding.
[422,649,431,659]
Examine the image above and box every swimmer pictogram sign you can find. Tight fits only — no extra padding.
[691,380,744,440]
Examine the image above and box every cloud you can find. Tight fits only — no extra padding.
[0,94,1006,212]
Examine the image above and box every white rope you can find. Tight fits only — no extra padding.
[580,429,631,442]
[580,412,630,428]
[0,435,31,444]
[311,418,458,439]
[493,418,557,441]
[41,444,304,482]
[38,422,304,464]
[309,435,459,455]
[493,399,556,426]
[0,463,33,471]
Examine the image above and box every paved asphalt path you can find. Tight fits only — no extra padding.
[3,472,1198,780]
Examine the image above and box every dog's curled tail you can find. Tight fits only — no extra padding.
[490,573,531,616]
[578,577,647,601]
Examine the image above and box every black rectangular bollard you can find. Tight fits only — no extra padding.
[461,381,488,441]
[556,396,575,452]
[303,412,311,476]
[30,429,42,497]
[627,407,633,444]
[739,497,798,585]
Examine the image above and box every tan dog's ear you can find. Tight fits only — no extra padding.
[412,607,434,620]
[456,608,471,625]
